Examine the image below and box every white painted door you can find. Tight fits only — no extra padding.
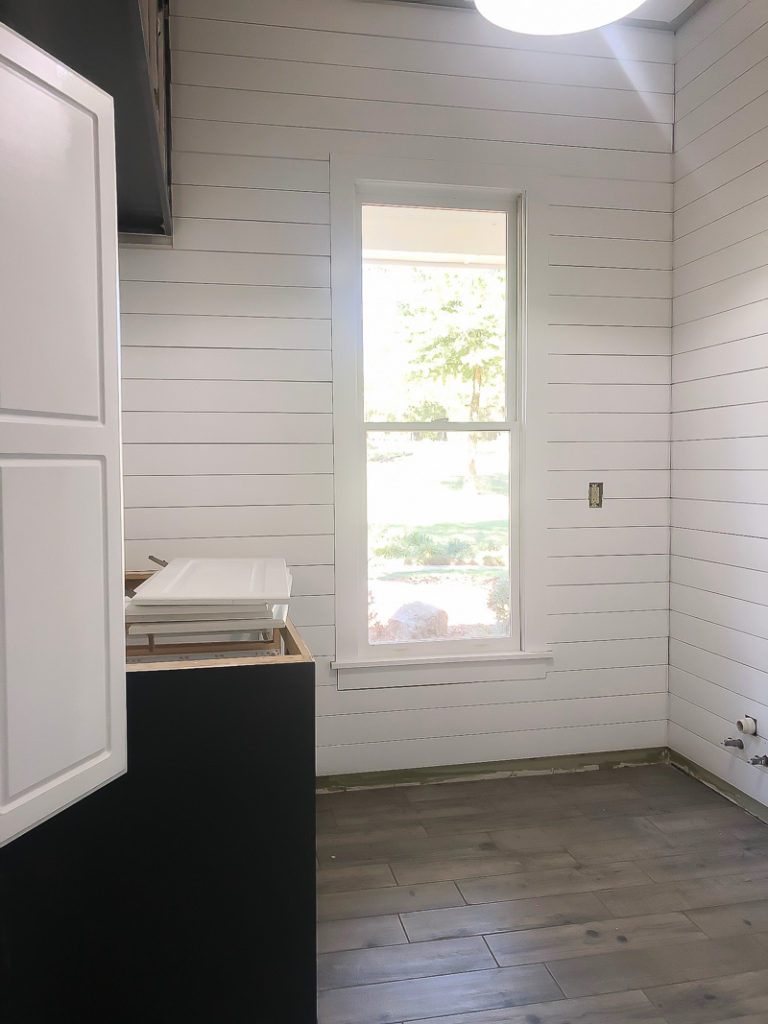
[0,25,125,845]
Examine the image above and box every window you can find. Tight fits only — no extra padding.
[363,202,515,646]
[331,159,547,682]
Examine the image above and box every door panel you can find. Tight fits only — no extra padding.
[0,25,125,845]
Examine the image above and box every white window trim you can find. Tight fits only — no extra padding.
[330,154,551,687]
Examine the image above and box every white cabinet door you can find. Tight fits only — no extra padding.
[0,25,125,845]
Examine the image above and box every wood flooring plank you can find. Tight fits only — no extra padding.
[317,881,463,922]
[317,914,408,955]
[564,834,677,864]
[316,964,562,1024]
[490,816,665,854]
[458,863,650,905]
[404,989,668,1023]
[485,911,705,966]
[643,968,768,1023]
[401,893,610,943]
[686,898,768,938]
[317,832,499,867]
[390,850,577,885]
[648,806,758,834]
[636,846,768,883]
[316,863,396,894]
[595,871,768,918]
[317,936,495,990]
[547,933,768,999]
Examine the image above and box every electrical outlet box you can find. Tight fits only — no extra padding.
[588,482,603,509]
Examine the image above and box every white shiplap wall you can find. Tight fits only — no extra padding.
[121,0,673,775]
[670,0,768,805]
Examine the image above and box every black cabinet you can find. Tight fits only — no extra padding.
[0,631,317,1023]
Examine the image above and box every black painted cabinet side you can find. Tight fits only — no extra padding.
[0,661,317,1024]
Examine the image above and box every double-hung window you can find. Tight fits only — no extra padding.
[332,162,534,682]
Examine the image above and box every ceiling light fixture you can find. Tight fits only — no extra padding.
[474,0,646,35]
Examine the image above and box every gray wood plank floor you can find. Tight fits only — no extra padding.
[316,764,768,1024]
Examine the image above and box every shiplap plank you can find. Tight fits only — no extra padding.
[673,437,768,470]
[550,638,668,671]
[676,123,768,209]
[317,694,668,747]
[548,442,669,470]
[171,218,330,255]
[672,468,768,502]
[677,17,768,118]
[671,581,768,640]
[673,367,768,411]
[548,555,670,586]
[547,355,669,385]
[123,443,332,476]
[547,610,669,643]
[547,413,669,442]
[120,249,330,288]
[547,582,669,613]
[550,236,671,270]
[545,385,670,415]
[547,326,670,356]
[172,83,673,154]
[173,51,674,124]
[172,117,673,183]
[547,471,670,500]
[120,314,330,349]
[676,0,768,85]
[674,298,768,354]
[547,499,669,529]
[120,280,330,318]
[173,0,674,62]
[172,183,329,223]
[171,151,328,190]
[674,265,768,325]
[673,334,768,382]
[672,554,768,607]
[674,232,768,298]
[671,610,768,671]
[317,666,667,716]
[125,504,334,540]
[673,403,768,441]
[124,534,334,568]
[121,411,333,444]
[317,722,668,776]
[675,197,768,269]
[548,528,668,557]
[549,207,673,241]
[672,526,768,571]
[122,346,331,381]
[549,267,671,300]
[669,636,768,707]
[676,56,768,151]
[122,379,331,413]
[172,16,675,92]
[672,497,768,538]
[123,473,334,508]
[675,159,768,240]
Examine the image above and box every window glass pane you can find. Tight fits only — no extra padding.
[362,205,507,424]
[367,431,511,644]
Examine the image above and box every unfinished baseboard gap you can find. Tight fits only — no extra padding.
[669,750,768,826]
[316,746,668,793]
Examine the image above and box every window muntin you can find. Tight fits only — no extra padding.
[359,200,517,651]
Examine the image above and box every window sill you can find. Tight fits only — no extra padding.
[332,650,553,691]
[332,650,552,671]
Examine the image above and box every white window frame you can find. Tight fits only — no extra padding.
[330,155,551,688]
